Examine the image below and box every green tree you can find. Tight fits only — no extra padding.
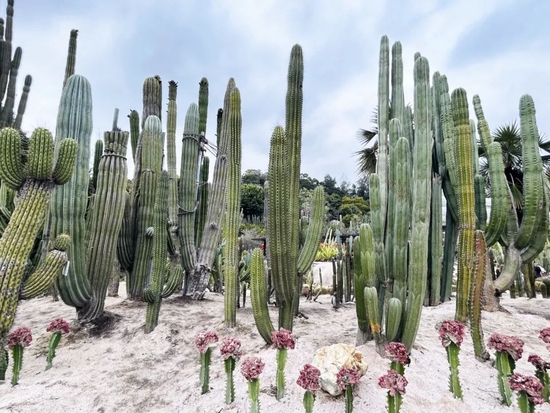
[339,196,369,226]
[242,169,267,185]
[241,183,264,219]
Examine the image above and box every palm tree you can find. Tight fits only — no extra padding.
[355,107,379,177]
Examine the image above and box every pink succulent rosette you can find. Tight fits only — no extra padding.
[296,364,321,393]
[487,333,524,361]
[336,367,361,390]
[539,327,550,350]
[7,327,32,349]
[384,342,410,365]
[528,354,550,372]
[378,369,409,397]
[271,328,296,350]
[46,318,70,335]
[241,356,265,382]
[220,337,242,360]
[194,330,219,354]
[508,373,545,405]
[438,320,466,348]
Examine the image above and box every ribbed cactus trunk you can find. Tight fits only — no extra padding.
[0,127,77,340]
[63,29,78,88]
[77,130,129,321]
[51,74,93,309]
[127,115,163,300]
[144,170,169,333]
[223,88,242,328]
[166,81,179,253]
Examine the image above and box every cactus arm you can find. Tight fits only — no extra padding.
[198,77,209,135]
[51,74,93,308]
[401,56,432,350]
[161,264,183,298]
[0,127,23,189]
[90,139,103,192]
[249,248,274,344]
[13,74,30,130]
[77,130,128,321]
[296,186,325,275]
[178,103,200,273]
[141,76,162,128]
[166,81,178,234]
[128,116,162,300]
[63,29,78,88]
[429,176,443,306]
[365,286,381,343]
[20,234,70,300]
[194,157,209,247]
[484,143,510,246]
[474,175,486,231]
[520,184,548,263]
[0,46,20,126]
[470,230,488,359]
[223,88,242,328]
[128,109,140,161]
[144,170,169,333]
[376,36,390,238]
[514,95,544,250]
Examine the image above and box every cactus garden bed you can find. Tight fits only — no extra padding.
[0,285,548,412]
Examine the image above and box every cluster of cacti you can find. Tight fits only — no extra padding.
[354,36,432,351]
[0,126,77,344]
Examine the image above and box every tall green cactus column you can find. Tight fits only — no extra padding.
[401,56,433,350]
[127,115,163,300]
[0,127,77,339]
[78,130,129,321]
[144,170,169,333]
[223,88,242,328]
[51,74,93,309]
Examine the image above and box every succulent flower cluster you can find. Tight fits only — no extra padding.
[385,342,410,365]
[241,356,265,382]
[296,364,321,392]
[528,354,550,372]
[438,320,466,348]
[336,367,361,390]
[540,328,550,350]
[271,328,296,350]
[487,333,524,361]
[194,330,219,354]
[508,373,545,405]
[46,318,70,335]
[7,327,32,349]
[220,337,242,360]
[378,369,409,397]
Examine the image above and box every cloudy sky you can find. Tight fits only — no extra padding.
[10,0,550,185]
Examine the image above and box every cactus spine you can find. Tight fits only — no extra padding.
[0,127,76,340]
[77,130,129,320]
[223,88,242,328]
[50,74,93,308]
[144,170,169,333]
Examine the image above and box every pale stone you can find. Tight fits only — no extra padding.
[311,343,368,396]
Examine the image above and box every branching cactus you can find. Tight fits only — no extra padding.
[50,74,93,309]
[0,0,32,130]
[78,129,129,321]
[0,127,77,342]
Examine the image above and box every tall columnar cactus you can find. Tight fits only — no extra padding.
[223,88,242,328]
[50,74,93,309]
[166,81,179,253]
[0,127,77,340]
[127,115,163,299]
[77,130,129,321]
[144,170,169,333]
[141,75,162,129]
[198,77,209,135]
[184,79,232,298]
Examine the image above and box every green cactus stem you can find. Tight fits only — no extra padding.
[199,347,213,394]
[63,29,78,88]
[128,109,140,161]
[10,343,23,386]
[446,342,463,399]
[345,384,354,413]
[494,351,514,406]
[247,378,260,413]
[194,157,209,246]
[303,390,315,413]
[401,56,432,350]
[166,80,179,250]
[0,127,77,337]
[223,88,242,328]
[225,358,236,404]
[0,345,7,380]
[90,139,103,193]
[45,331,62,370]
[51,74,93,309]
[198,77,209,135]
[376,35,389,238]
[127,115,163,300]
[470,230,488,360]
[78,130,129,320]
[141,75,162,128]
[428,176,442,306]
[276,348,288,400]
[249,248,274,344]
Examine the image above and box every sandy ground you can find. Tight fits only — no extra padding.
[1,280,550,413]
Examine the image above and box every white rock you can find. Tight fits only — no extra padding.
[311,343,368,396]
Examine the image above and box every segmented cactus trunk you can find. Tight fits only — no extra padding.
[144,170,169,333]
[51,74,93,309]
[127,115,163,300]
[77,130,129,321]
[0,127,77,339]
[223,88,242,328]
